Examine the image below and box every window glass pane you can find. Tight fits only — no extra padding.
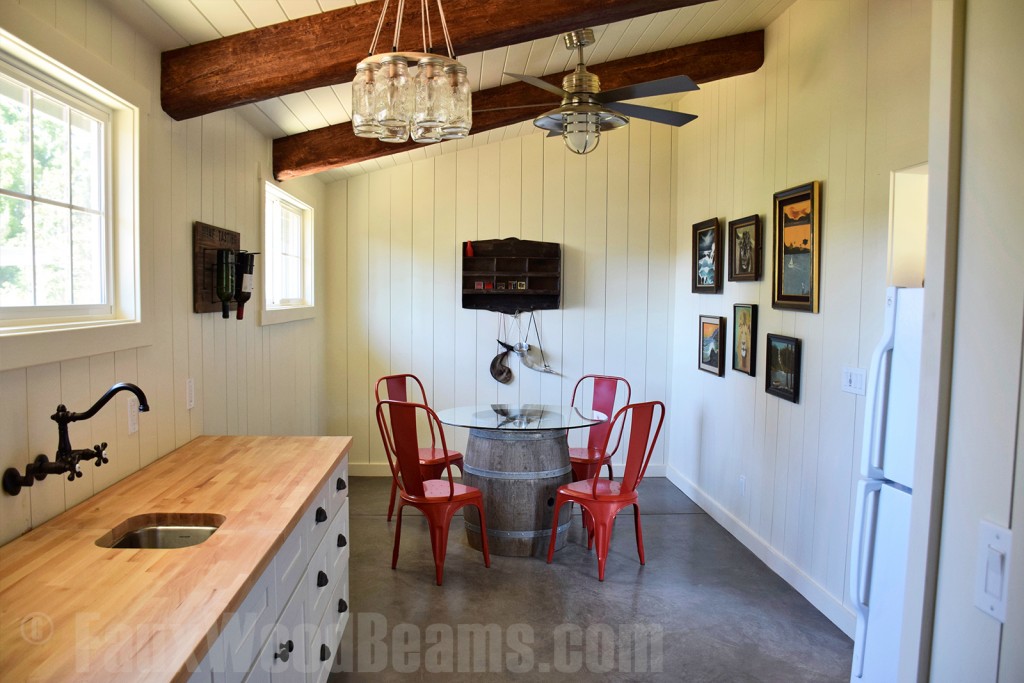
[70,110,101,210]
[0,74,30,194]
[32,93,70,204]
[71,209,103,304]
[0,194,33,306]
[33,202,71,305]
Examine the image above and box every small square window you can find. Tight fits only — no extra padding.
[263,182,314,324]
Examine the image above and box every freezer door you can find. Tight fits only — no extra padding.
[851,483,913,682]
[880,288,923,488]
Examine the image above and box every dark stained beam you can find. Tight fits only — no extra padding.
[273,31,764,179]
[161,0,712,120]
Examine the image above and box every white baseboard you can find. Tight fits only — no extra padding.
[666,464,856,638]
[348,463,669,478]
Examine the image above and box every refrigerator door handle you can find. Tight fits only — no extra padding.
[850,479,882,678]
[861,288,898,480]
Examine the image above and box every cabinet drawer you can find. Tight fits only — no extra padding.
[305,533,333,632]
[327,458,349,521]
[307,606,338,683]
[329,499,350,580]
[302,481,331,559]
[329,565,351,650]
[275,520,307,609]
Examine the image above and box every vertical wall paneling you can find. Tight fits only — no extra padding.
[665,0,931,635]
[0,0,329,543]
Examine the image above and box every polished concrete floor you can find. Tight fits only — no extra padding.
[329,477,852,682]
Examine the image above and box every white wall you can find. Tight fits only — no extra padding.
[325,123,675,475]
[929,0,1024,678]
[0,0,328,545]
[665,0,930,634]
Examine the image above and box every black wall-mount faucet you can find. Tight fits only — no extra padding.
[2,383,150,496]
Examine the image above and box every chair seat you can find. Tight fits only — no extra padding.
[405,479,481,502]
[561,478,636,501]
[568,446,611,464]
[419,447,463,465]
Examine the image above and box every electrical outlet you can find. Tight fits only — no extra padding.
[739,475,746,496]
[128,396,139,435]
[841,366,867,395]
[186,378,195,410]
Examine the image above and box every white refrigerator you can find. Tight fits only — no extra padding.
[849,286,924,681]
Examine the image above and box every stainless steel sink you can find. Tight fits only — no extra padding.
[96,513,225,549]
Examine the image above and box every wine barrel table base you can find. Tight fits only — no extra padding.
[461,428,572,557]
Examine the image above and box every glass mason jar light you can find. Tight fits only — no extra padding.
[442,64,472,140]
[414,57,450,131]
[375,55,413,143]
[352,62,382,138]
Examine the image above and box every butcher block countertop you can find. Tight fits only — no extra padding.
[0,435,351,682]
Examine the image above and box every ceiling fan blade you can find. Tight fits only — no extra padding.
[504,72,568,98]
[605,102,698,127]
[472,103,558,113]
[599,75,699,104]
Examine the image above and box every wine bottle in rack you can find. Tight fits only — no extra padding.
[215,249,235,319]
[234,251,257,320]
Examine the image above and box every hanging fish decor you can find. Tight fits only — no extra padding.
[489,339,515,384]
[490,313,559,384]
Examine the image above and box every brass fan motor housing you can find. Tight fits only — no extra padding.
[562,67,600,96]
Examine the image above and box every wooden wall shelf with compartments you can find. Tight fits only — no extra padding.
[462,238,561,314]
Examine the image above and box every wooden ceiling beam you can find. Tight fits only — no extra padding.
[273,31,764,179]
[161,0,711,121]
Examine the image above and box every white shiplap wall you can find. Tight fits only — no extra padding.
[326,123,675,476]
[0,0,328,544]
[666,0,930,635]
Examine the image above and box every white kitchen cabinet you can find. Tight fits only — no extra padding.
[191,455,349,682]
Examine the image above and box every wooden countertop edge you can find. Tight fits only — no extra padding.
[0,435,353,682]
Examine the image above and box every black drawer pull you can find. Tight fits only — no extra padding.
[315,507,327,524]
[336,477,347,491]
[320,644,331,662]
[338,598,348,614]
[337,533,347,548]
[274,639,294,662]
[317,570,329,588]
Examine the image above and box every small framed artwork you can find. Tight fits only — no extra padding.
[692,218,722,294]
[728,214,762,281]
[765,334,802,403]
[732,304,758,376]
[772,181,822,312]
[698,315,726,376]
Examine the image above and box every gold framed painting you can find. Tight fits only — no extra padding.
[772,181,822,312]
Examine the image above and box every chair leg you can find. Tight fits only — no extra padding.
[605,460,614,481]
[584,508,595,549]
[386,478,398,521]
[547,495,567,563]
[472,499,491,568]
[633,503,645,565]
[428,517,452,586]
[391,503,404,569]
[593,518,612,582]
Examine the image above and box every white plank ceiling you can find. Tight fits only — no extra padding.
[104,0,796,181]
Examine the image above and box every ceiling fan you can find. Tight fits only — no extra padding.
[504,28,700,154]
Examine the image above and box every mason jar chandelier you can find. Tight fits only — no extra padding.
[351,0,472,144]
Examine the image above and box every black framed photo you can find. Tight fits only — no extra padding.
[692,218,722,294]
[699,315,726,376]
[765,334,802,403]
[732,304,758,376]
[728,214,762,281]
[772,181,822,312]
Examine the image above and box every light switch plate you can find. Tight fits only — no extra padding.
[186,377,195,410]
[974,520,1012,622]
[841,366,867,395]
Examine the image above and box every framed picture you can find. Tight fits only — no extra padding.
[698,315,726,376]
[691,218,722,293]
[772,181,822,312]
[732,304,758,376]
[765,334,802,403]
[728,214,762,281]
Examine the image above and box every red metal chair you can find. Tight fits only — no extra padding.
[569,375,631,481]
[375,374,464,521]
[376,399,491,585]
[547,401,665,581]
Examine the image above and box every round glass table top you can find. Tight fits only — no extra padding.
[435,404,606,431]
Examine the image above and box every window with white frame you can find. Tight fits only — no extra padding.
[0,59,112,323]
[264,182,314,318]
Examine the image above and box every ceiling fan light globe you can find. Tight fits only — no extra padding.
[564,129,599,154]
[563,110,601,155]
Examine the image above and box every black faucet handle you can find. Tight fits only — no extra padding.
[67,463,83,481]
[93,443,108,465]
